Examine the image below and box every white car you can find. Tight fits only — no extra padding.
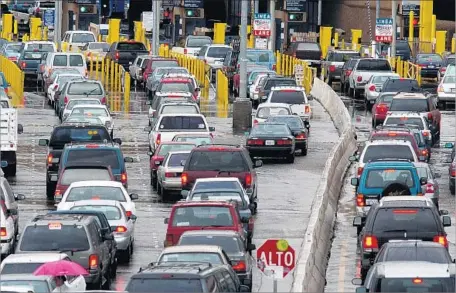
[0,274,86,292]
[56,180,137,215]
[0,203,16,258]
[62,98,101,121]
[363,73,400,105]
[249,73,269,101]
[437,74,456,108]
[197,44,232,66]
[62,200,136,260]
[47,74,84,105]
[383,112,433,145]
[182,177,251,204]
[0,253,71,274]
[252,102,292,126]
[67,104,114,135]
[265,86,311,121]
[157,151,191,198]
[162,73,200,102]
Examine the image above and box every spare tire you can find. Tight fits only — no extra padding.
[382,182,412,197]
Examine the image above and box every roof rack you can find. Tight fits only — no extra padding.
[67,140,114,146]
[375,125,412,132]
[368,158,412,163]
[32,213,86,222]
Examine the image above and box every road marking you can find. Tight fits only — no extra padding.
[337,239,348,292]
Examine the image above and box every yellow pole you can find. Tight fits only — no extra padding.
[134,21,142,42]
[13,19,18,40]
[107,19,121,44]
[351,29,362,52]
[431,14,436,41]
[95,58,99,81]
[420,0,433,49]
[1,14,13,41]
[90,55,94,78]
[213,23,227,44]
[124,73,130,113]
[408,11,414,52]
[247,25,254,48]
[101,58,105,85]
[334,32,339,48]
[452,38,456,53]
[435,31,446,56]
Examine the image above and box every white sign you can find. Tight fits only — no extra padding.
[375,18,393,43]
[141,11,154,32]
[255,38,268,49]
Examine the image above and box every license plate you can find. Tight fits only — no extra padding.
[428,65,435,68]
[366,198,378,205]
[265,140,275,146]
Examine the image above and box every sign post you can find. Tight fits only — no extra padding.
[375,18,393,43]
[257,239,296,292]
[253,13,271,50]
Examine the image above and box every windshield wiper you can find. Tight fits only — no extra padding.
[381,229,408,233]
[83,87,100,96]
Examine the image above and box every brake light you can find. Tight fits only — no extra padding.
[393,209,417,214]
[165,172,178,177]
[125,211,132,217]
[292,53,296,58]
[89,254,99,269]
[0,227,6,237]
[53,84,58,90]
[8,56,17,61]
[245,173,252,187]
[181,172,188,186]
[253,119,258,125]
[329,65,336,72]
[115,51,119,60]
[425,183,434,193]
[232,261,246,271]
[356,194,365,207]
[345,70,352,76]
[272,64,276,71]
[357,167,363,176]
[305,105,310,113]
[423,131,430,137]
[433,235,448,247]
[64,96,68,104]
[277,139,292,145]
[165,234,173,247]
[120,172,127,184]
[387,132,397,136]
[87,52,91,57]
[419,64,426,67]
[357,76,362,82]
[184,48,187,54]
[296,133,306,139]
[427,113,432,120]
[156,133,161,146]
[413,278,423,284]
[369,85,376,91]
[362,235,378,250]
[440,67,446,73]
[3,87,7,94]
[451,165,456,177]
[247,139,263,145]
[438,86,444,92]
[376,103,388,113]
[54,189,62,197]
[85,144,99,148]
[101,97,107,104]
[421,149,428,156]
[115,226,127,233]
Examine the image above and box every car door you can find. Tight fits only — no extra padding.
[1,180,18,226]
[89,222,110,277]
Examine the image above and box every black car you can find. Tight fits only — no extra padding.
[246,122,296,163]
[265,115,309,156]
[380,78,421,93]
[353,197,451,281]
[414,53,444,78]
[258,76,297,104]
[18,50,47,80]
[379,40,412,61]
[177,230,256,289]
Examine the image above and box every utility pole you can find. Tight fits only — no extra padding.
[268,0,275,51]
[375,0,380,55]
[239,0,248,99]
[152,0,161,55]
[391,0,397,57]
[54,0,62,50]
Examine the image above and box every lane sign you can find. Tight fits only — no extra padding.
[256,239,295,278]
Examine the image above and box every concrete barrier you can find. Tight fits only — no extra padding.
[292,78,357,292]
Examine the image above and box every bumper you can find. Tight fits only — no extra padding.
[114,235,131,250]
[247,146,294,157]
[295,140,307,149]
[366,91,380,101]
[424,193,438,206]
[84,270,102,285]
[361,253,376,269]
[1,151,16,165]
[161,179,182,190]
[1,238,13,254]
[372,113,386,123]
[420,69,439,78]
[437,92,456,101]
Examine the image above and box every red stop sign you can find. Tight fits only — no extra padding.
[256,239,295,278]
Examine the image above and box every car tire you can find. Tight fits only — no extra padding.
[360,267,369,284]
[286,154,295,164]
[110,257,118,278]
[450,184,455,195]
[161,184,168,200]
[152,176,158,190]
[327,77,333,87]
[301,147,308,156]
[46,182,55,200]
[102,269,111,290]
[157,182,162,195]
[4,163,16,177]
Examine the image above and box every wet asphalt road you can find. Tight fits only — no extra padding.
[324,83,456,292]
[8,87,339,292]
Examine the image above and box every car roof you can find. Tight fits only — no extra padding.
[2,253,69,264]
[206,44,231,48]
[365,161,415,168]
[133,262,215,277]
[65,143,119,149]
[0,274,53,281]
[412,162,431,168]
[70,199,122,207]
[166,150,192,156]
[270,86,305,91]
[195,177,241,183]
[72,104,107,109]
[30,213,97,224]
[259,102,291,108]
[376,262,455,278]
[181,230,242,237]
[386,112,423,117]
[161,245,224,254]
[159,113,204,117]
[365,140,413,146]
[173,201,235,208]
[173,133,211,137]
[382,240,445,248]
[393,92,427,99]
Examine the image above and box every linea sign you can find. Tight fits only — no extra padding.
[375,18,393,43]
[253,13,271,37]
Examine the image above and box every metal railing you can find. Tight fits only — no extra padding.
[0,55,24,106]
[388,56,422,85]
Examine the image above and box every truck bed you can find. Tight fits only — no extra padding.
[0,109,18,152]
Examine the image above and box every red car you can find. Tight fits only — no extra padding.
[154,77,199,101]
[148,142,196,189]
[142,58,179,82]
[163,201,249,247]
[368,129,425,161]
[54,163,115,199]
[371,92,396,127]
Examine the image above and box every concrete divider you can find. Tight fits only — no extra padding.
[292,78,357,292]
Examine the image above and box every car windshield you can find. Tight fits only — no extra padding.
[50,127,110,146]
[151,60,180,71]
[256,107,290,118]
[329,52,359,61]
[117,42,146,50]
[384,117,425,129]
[366,169,415,188]
[72,33,95,43]
[207,47,231,58]
[417,54,443,62]
[389,99,429,112]
[159,252,223,264]
[161,105,198,114]
[159,116,206,130]
[172,206,234,227]
[57,76,84,86]
[250,124,291,136]
[158,144,195,156]
[373,208,438,232]
[250,71,274,82]
[357,60,391,71]
[187,151,248,171]
[376,277,455,292]
[159,82,193,92]
[71,107,108,117]
[297,43,320,50]
[378,94,395,104]
[89,43,109,51]
[372,75,398,83]
[167,153,190,167]
[1,263,46,274]
[6,44,22,52]
[67,99,101,110]
[247,51,272,62]
[173,136,212,145]
[71,205,121,220]
[191,191,244,205]
[195,181,241,191]
[187,38,212,48]
[69,55,84,66]
[60,168,112,185]
[384,80,420,91]
[362,145,415,162]
[155,67,188,76]
[264,79,296,90]
[179,235,242,253]
[443,75,456,84]
[266,116,304,129]
[270,91,306,104]
[126,278,202,293]
[23,51,45,59]
[66,149,120,169]
[68,83,103,95]
[20,224,90,251]
[26,43,54,51]
[67,186,125,202]
[383,247,450,263]
[51,69,80,80]
[0,280,50,293]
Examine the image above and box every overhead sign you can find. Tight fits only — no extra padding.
[285,0,305,12]
[183,0,203,8]
[375,18,393,43]
[43,9,54,28]
[256,239,295,278]
[253,13,271,37]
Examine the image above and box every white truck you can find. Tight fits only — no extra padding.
[0,109,24,177]
[171,36,212,57]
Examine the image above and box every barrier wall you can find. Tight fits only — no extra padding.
[291,78,357,292]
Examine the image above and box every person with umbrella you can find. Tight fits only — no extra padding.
[34,259,88,291]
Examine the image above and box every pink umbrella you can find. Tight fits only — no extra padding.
[33,260,89,276]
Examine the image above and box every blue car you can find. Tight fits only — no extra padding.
[0,42,23,63]
[246,49,276,71]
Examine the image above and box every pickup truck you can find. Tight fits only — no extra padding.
[171,36,212,57]
[0,108,24,177]
[18,50,48,79]
[38,124,121,199]
[145,113,215,152]
[348,58,393,98]
[321,49,360,86]
[285,41,322,73]
[105,41,149,71]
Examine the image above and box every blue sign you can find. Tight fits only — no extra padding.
[43,9,54,27]
[376,18,393,25]
[254,13,271,19]
[285,0,305,12]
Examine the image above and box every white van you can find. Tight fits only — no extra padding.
[62,31,96,52]
[43,53,87,80]
[0,201,16,258]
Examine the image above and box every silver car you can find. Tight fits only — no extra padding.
[157,151,191,199]
[364,73,399,105]
[129,55,153,83]
[145,67,190,97]
[437,75,456,108]
[67,199,136,261]
[57,80,106,118]
[157,245,231,266]
[414,162,440,209]
[0,42,23,63]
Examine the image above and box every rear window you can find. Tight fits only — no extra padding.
[384,117,424,129]
[26,43,54,52]
[373,208,438,232]
[179,235,242,253]
[89,43,109,51]
[71,33,95,43]
[172,206,234,227]
[1,263,44,274]
[151,60,180,71]
[66,149,120,169]
[194,181,241,190]
[297,43,320,51]
[266,116,304,129]
[117,42,146,50]
[168,153,190,167]
[376,277,455,292]
[187,38,212,48]
[366,169,415,188]
[207,47,231,58]
[22,51,45,59]
[0,280,51,293]
[67,186,125,202]
[60,168,112,185]
[417,54,443,62]
[187,151,248,171]
[191,191,244,204]
[155,67,187,75]
[173,136,212,145]
[159,116,206,130]
[329,52,359,61]
[126,279,202,293]
[50,127,111,146]
[264,79,296,90]
[383,80,420,92]
[71,107,108,117]
[161,105,198,114]
[159,252,223,264]
[256,107,290,118]
[67,99,101,110]
[251,123,291,136]
[68,83,103,95]
[57,76,84,86]
[158,82,193,93]
[158,144,195,156]
[71,205,121,220]
[270,91,306,104]
[370,134,415,146]
[53,55,67,66]
[5,44,22,52]
[362,145,415,162]
[390,99,429,112]
[384,246,450,263]
[20,224,90,251]
[356,60,391,71]
[378,94,395,104]
[246,51,271,62]
[443,75,456,83]
[372,75,398,83]
[69,55,84,66]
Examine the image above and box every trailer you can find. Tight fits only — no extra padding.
[0,108,23,177]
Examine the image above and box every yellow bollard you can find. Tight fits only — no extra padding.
[351,29,362,51]
[452,38,456,54]
[1,14,13,41]
[124,72,130,113]
[13,19,18,39]
[101,58,105,85]
[29,17,42,41]
[90,55,94,78]
[276,51,281,75]
[334,32,339,49]
[435,31,446,56]
[95,58,99,81]
[247,25,254,48]
[431,15,436,42]
[134,21,142,42]
[213,23,227,45]
[106,60,111,92]
[319,26,333,59]
[107,19,121,44]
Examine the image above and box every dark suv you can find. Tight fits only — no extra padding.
[15,213,114,289]
[380,78,421,93]
[258,76,297,102]
[353,196,451,281]
[181,145,263,212]
[125,263,250,292]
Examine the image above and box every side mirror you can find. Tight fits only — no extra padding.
[351,178,359,186]
[144,126,152,132]
[247,243,256,251]
[241,217,250,223]
[254,160,263,168]
[353,216,363,227]
[181,190,189,198]
[164,217,169,224]
[180,160,186,166]
[195,87,201,92]
[113,138,122,145]
[348,155,358,162]
[240,285,250,292]
[130,193,139,200]
[124,157,134,163]
[15,194,25,200]
[352,278,363,286]
[146,100,151,105]
[17,124,23,134]
[440,209,449,215]
[419,177,427,185]
[246,188,253,195]
[103,233,114,241]
[38,139,49,146]
[50,175,58,182]
[248,203,255,211]
[129,214,138,221]
[444,142,454,148]
[209,126,215,132]
[442,215,451,227]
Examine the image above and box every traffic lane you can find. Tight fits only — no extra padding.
[324,111,456,292]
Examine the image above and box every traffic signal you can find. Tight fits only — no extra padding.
[413,18,419,26]
[100,0,109,16]
[185,8,203,18]
[79,5,95,13]
[288,13,304,22]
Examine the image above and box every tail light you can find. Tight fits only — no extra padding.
[64,96,68,104]
[21,61,26,68]
[165,172,178,177]
[165,234,173,247]
[255,87,261,92]
[292,53,296,58]
[47,154,53,165]
[357,167,364,176]
[433,235,448,248]
[427,113,433,120]
[419,64,426,67]
[253,119,258,125]
[53,84,58,90]
[125,211,132,217]
[184,48,188,54]
[362,235,379,251]
[181,172,188,186]
[377,103,388,113]
[421,149,428,156]
[357,76,362,82]
[277,139,292,145]
[232,261,247,271]
[438,86,444,92]
[356,194,365,207]
[0,227,6,237]
[101,97,107,104]
[423,131,430,137]
[54,189,62,197]
[89,254,99,269]
[440,67,446,73]
[156,133,161,146]
[296,133,306,139]
[345,70,352,76]
[8,56,17,61]
[305,105,310,113]
[115,226,127,233]
[245,173,252,188]
[425,183,434,193]
[450,164,456,177]
[329,65,336,72]
[120,172,127,184]
[369,85,376,91]
[115,51,119,60]
[247,139,263,145]
[248,217,254,232]
[272,64,276,71]
[3,88,7,94]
